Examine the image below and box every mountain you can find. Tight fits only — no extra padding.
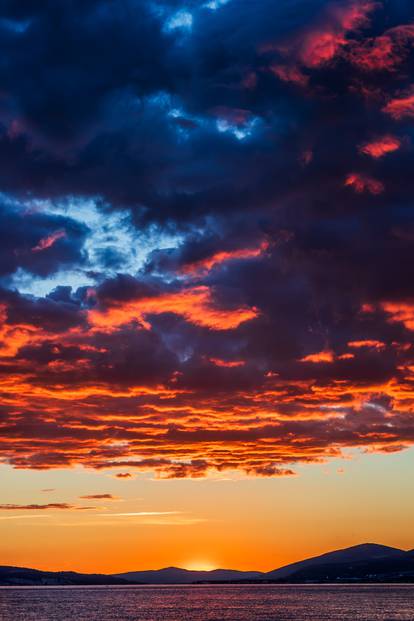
[114,544,412,584]
[264,543,407,580]
[0,566,130,586]
[275,555,414,583]
[2,543,413,586]
[270,547,414,583]
[114,567,263,584]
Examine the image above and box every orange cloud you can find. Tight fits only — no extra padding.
[89,286,259,331]
[180,241,269,277]
[209,358,245,368]
[359,136,401,159]
[344,173,384,194]
[300,350,334,363]
[348,340,385,349]
[32,229,66,252]
[1,365,413,478]
[381,302,414,330]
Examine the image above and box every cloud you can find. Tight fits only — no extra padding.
[178,240,269,277]
[344,173,384,194]
[0,503,95,511]
[32,229,67,253]
[358,136,401,159]
[0,515,51,521]
[261,0,377,84]
[348,339,385,349]
[383,89,414,119]
[79,494,118,500]
[89,285,259,331]
[0,0,412,479]
[347,24,414,72]
[95,511,205,525]
[97,511,179,517]
[300,350,335,363]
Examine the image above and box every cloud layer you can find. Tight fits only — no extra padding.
[0,0,413,478]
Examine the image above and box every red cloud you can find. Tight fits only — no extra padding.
[348,24,414,72]
[32,229,66,252]
[383,89,414,120]
[262,0,377,84]
[270,64,309,86]
[345,173,384,194]
[359,136,401,158]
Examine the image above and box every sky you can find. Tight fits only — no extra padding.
[0,0,413,573]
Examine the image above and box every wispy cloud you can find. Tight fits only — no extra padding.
[79,494,119,500]
[0,514,51,521]
[97,511,179,517]
[0,503,95,511]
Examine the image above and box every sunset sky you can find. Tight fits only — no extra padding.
[0,0,414,574]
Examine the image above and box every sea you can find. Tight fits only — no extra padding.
[0,584,413,621]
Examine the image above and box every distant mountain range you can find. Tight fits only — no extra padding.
[1,544,414,586]
[115,567,263,584]
[0,566,129,586]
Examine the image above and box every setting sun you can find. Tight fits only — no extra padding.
[183,561,218,572]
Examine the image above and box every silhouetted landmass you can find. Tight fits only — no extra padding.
[2,544,414,586]
[0,566,132,586]
[264,543,410,581]
[116,544,414,584]
[273,554,414,583]
[115,567,263,584]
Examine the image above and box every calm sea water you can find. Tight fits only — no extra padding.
[0,584,413,621]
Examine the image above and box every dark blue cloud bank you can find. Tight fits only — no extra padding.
[0,0,413,477]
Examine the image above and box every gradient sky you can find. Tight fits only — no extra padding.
[0,0,414,573]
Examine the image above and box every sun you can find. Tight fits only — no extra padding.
[183,560,218,571]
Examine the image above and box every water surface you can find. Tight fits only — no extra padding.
[0,584,413,620]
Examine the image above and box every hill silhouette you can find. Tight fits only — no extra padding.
[1,543,413,585]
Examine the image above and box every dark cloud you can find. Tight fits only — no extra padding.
[0,198,87,278]
[79,494,117,500]
[0,503,95,510]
